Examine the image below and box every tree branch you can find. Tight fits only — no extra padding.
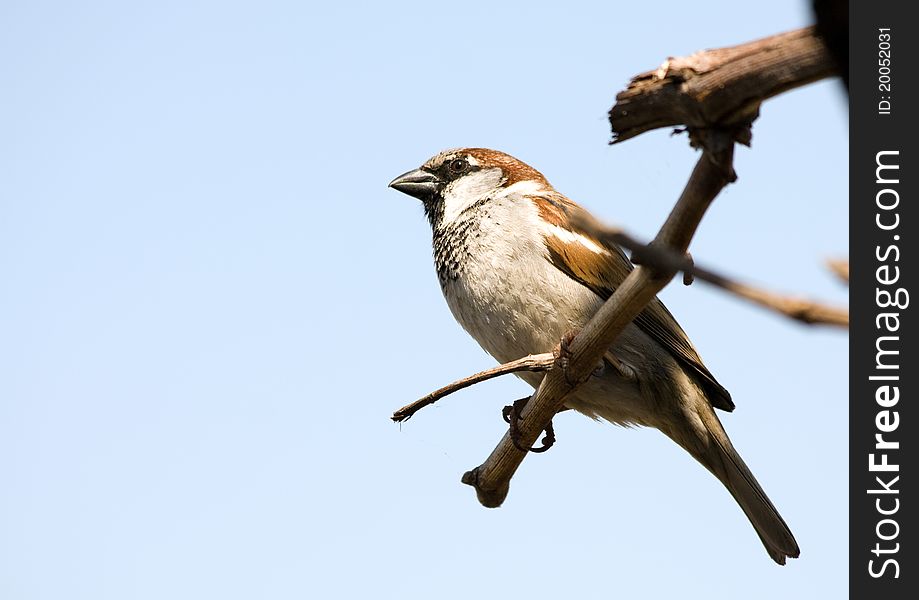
[827,258,849,284]
[391,353,555,423]
[570,219,849,328]
[461,139,736,508]
[609,27,837,143]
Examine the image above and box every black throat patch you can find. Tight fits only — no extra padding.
[429,198,491,286]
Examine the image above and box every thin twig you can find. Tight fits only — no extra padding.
[827,258,849,284]
[721,281,847,326]
[392,353,555,423]
[571,221,848,328]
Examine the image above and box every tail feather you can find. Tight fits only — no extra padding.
[706,426,800,564]
[669,410,800,565]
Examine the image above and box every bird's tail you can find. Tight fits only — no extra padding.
[667,409,800,565]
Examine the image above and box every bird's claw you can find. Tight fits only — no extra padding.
[554,329,579,383]
[502,396,558,453]
[603,351,637,382]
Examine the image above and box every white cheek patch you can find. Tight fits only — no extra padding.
[440,168,504,226]
[545,224,604,254]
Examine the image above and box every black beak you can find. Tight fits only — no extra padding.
[388,168,440,200]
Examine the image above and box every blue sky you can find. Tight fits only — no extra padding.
[1,2,848,598]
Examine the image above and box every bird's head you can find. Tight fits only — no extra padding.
[389,148,550,228]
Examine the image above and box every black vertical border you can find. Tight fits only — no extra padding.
[850,1,915,596]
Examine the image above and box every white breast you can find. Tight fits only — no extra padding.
[432,193,657,426]
[437,196,602,366]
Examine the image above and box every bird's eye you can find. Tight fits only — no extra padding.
[448,158,468,174]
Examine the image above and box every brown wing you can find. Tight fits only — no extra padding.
[537,194,734,412]
[634,296,734,411]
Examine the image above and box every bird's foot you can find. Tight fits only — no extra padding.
[602,351,637,382]
[557,329,634,382]
[502,396,559,454]
[554,330,578,373]
[556,329,596,387]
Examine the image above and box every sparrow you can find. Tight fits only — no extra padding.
[388,148,800,565]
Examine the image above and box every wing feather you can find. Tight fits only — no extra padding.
[536,193,735,412]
